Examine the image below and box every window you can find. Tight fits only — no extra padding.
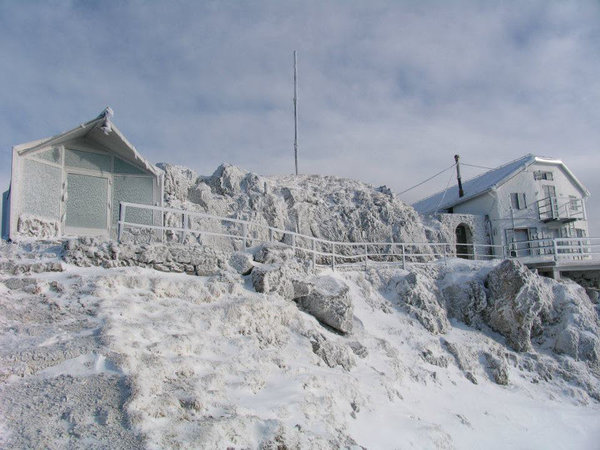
[534,170,553,181]
[569,196,579,211]
[576,229,586,238]
[510,192,527,210]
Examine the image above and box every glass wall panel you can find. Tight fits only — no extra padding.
[65,149,111,172]
[114,157,146,175]
[113,176,153,225]
[65,173,108,229]
[21,158,61,219]
[34,147,61,164]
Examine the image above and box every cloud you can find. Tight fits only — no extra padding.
[1,1,600,233]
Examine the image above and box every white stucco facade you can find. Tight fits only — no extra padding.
[414,155,590,255]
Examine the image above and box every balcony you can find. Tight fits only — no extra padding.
[537,196,585,224]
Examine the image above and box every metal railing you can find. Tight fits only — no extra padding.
[117,202,600,270]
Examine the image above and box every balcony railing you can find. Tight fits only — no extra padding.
[537,196,585,223]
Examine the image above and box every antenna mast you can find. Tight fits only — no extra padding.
[293,50,298,175]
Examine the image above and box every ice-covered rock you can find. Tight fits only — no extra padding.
[295,276,354,334]
[310,334,356,370]
[252,242,296,265]
[228,251,254,275]
[443,279,487,326]
[484,260,550,352]
[484,351,510,386]
[158,163,431,255]
[395,271,449,334]
[251,263,297,300]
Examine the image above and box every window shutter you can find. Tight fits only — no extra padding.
[519,193,527,209]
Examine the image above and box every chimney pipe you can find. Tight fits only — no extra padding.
[455,154,464,198]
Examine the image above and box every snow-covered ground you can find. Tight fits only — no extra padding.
[1,242,599,449]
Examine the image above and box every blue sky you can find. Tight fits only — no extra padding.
[2,1,600,234]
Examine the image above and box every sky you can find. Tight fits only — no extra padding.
[1,1,600,234]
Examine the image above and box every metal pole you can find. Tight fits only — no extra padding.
[117,203,124,243]
[454,154,464,198]
[364,243,368,271]
[293,50,299,176]
[402,244,406,269]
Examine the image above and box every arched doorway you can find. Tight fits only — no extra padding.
[455,223,473,259]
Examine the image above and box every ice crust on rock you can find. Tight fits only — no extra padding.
[395,269,450,334]
[158,163,431,253]
[295,275,354,334]
[483,260,600,365]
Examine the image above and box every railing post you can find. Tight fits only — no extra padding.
[242,222,248,249]
[472,244,477,261]
[312,239,316,270]
[401,244,406,270]
[117,203,125,243]
[269,228,273,242]
[182,213,189,243]
[364,243,368,271]
[332,243,336,271]
[553,239,558,262]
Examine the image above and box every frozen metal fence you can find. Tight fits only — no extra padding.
[117,202,600,270]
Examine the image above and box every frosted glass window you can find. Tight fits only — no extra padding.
[112,176,153,225]
[65,149,111,172]
[21,158,61,219]
[114,157,146,175]
[34,147,61,164]
[65,173,108,229]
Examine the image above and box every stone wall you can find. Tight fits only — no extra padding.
[63,238,227,276]
[17,215,60,239]
[424,213,491,258]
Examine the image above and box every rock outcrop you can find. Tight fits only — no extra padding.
[295,276,354,334]
[396,271,449,334]
[157,163,431,253]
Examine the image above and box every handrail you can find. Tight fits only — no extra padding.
[117,202,600,271]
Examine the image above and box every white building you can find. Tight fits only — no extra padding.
[413,154,590,257]
[1,108,164,241]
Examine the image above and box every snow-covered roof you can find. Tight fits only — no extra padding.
[412,154,589,215]
[13,108,162,178]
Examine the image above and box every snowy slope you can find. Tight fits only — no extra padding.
[1,241,599,449]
